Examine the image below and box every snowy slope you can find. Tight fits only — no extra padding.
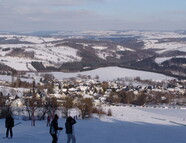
[155,56,186,64]
[139,31,186,54]
[0,35,60,44]
[0,38,82,71]
[52,66,174,81]
[0,106,186,143]
[0,31,186,74]
[143,39,186,54]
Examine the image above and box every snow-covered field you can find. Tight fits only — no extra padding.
[0,75,33,83]
[1,106,186,143]
[52,66,174,81]
[0,35,59,44]
[0,66,174,87]
[143,39,186,54]
[0,34,81,71]
[155,56,186,64]
[0,43,82,71]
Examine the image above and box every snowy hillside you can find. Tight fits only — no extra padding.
[0,106,186,143]
[0,31,186,78]
[143,39,186,54]
[0,35,82,71]
[0,33,134,71]
[52,66,174,81]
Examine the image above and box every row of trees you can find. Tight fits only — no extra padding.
[106,90,147,105]
[0,92,94,123]
[105,90,180,106]
[0,93,10,118]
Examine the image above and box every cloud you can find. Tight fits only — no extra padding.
[0,0,186,32]
[165,10,186,15]
[0,0,105,17]
[27,17,42,22]
[0,0,103,8]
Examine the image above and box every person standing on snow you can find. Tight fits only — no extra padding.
[65,116,76,143]
[50,114,63,143]
[47,115,51,127]
[5,114,14,138]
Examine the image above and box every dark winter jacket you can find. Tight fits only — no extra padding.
[65,117,76,134]
[5,115,14,128]
[50,119,59,135]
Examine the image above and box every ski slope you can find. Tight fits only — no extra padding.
[0,106,186,143]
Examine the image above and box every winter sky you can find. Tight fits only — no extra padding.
[0,0,186,32]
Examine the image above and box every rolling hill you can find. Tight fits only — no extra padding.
[0,30,185,79]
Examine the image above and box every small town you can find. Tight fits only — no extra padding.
[0,71,186,121]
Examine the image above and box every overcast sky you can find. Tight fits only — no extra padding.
[0,0,186,32]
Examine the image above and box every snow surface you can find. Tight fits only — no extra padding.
[155,56,186,64]
[0,106,186,143]
[52,66,174,81]
[143,39,186,54]
[116,45,135,52]
[92,46,108,50]
[0,86,28,97]
[0,34,81,71]
[0,35,60,44]
[155,57,173,64]
[0,56,36,71]
[0,43,81,71]
[0,75,33,83]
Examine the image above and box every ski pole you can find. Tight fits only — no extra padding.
[14,122,22,127]
[57,130,61,139]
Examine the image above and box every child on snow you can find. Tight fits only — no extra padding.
[50,114,63,143]
[65,116,76,143]
[5,114,14,138]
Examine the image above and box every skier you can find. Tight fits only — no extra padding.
[65,116,76,143]
[5,114,14,138]
[50,114,63,143]
[47,115,51,127]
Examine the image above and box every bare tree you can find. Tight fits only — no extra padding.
[0,93,10,118]
[62,96,74,118]
[101,82,109,92]
[43,97,59,119]
[24,96,42,126]
[134,92,147,105]
[77,98,93,119]
[42,74,54,82]
[24,80,42,126]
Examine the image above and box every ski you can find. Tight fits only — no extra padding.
[3,137,12,139]
[169,121,186,126]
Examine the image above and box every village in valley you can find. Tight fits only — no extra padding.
[0,69,186,121]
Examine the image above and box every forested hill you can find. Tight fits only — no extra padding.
[0,31,186,79]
